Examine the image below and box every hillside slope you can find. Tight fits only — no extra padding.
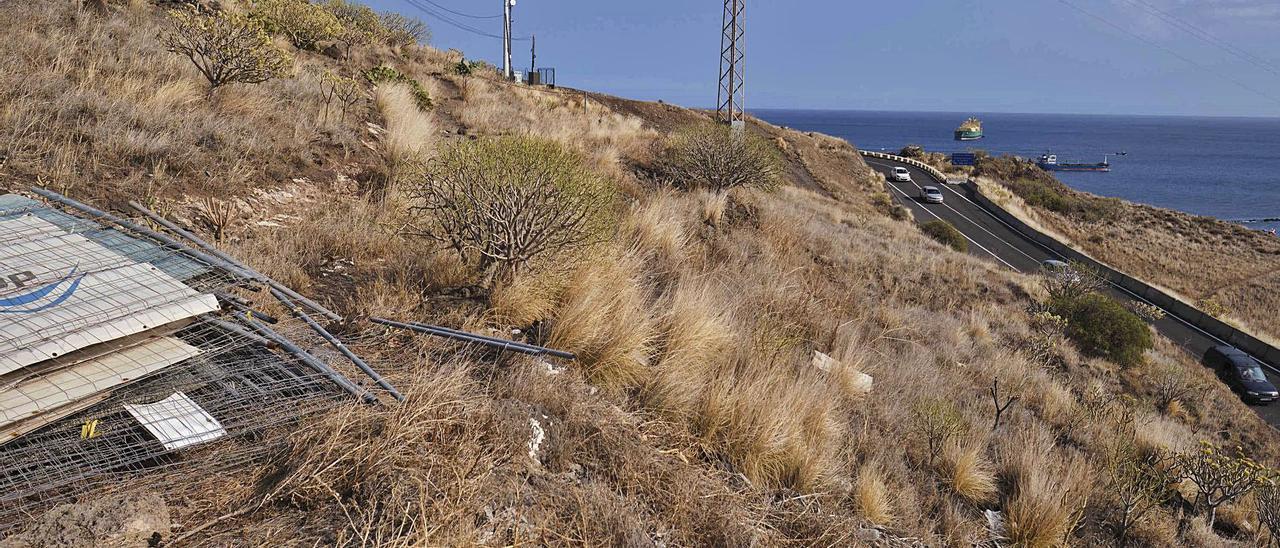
[2,2,1279,547]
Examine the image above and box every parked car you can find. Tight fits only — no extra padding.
[1203,345,1278,404]
[891,167,912,182]
[920,186,944,204]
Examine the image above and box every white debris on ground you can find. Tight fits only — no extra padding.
[527,416,546,464]
[812,351,874,396]
[985,509,1008,545]
[811,350,838,372]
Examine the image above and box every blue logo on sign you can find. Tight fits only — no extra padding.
[0,267,85,314]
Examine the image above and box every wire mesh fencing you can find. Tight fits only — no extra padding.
[0,191,400,533]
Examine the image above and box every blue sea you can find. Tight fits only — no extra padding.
[753,110,1280,233]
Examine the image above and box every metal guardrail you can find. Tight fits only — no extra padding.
[858,150,949,183]
[858,151,1280,369]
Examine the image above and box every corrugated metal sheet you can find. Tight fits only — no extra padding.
[0,336,201,438]
[124,391,226,451]
[0,215,219,375]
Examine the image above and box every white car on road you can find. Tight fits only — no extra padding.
[920,186,944,204]
[890,167,912,182]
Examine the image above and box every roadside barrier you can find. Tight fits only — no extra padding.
[859,150,949,183]
[859,150,1280,368]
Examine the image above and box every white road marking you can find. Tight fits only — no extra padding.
[883,183,1019,270]
[867,157,1279,374]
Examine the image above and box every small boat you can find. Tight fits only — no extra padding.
[1037,153,1111,173]
[954,117,984,141]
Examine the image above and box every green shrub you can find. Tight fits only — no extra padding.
[363,64,432,111]
[658,123,783,194]
[404,137,617,285]
[921,220,967,252]
[975,155,1120,222]
[252,0,343,51]
[321,0,385,48]
[1051,293,1153,367]
[161,8,292,91]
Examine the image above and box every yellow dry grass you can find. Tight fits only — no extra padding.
[9,2,1280,545]
[942,440,998,505]
[854,463,896,526]
[374,82,436,166]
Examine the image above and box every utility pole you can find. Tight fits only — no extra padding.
[717,0,746,129]
[503,0,515,80]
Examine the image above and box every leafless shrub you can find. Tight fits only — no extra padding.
[1026,310,1068,366]
[657,123,782,194]
[309,67,362,123]
[380,12,430,47]
[1104,427,1177,542]
[1042,259,1105,304]
[911,398,966,468]
[160,8,292,91]
[1257,477,1280,547]
[1152,366,1199,414]
[1127,300,1167,322]
[194,196,235,242]
[404,137,617,286]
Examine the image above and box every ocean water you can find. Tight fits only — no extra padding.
[753,110,1280,233]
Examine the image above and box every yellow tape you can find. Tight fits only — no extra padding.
[80,419,99,439]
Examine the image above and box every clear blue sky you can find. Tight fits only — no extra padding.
[363,0,1280,117]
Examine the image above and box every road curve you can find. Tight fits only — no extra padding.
[864,156,1280,427]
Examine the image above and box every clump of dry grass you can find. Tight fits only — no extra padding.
[942,440,998,505]
[375,82,436,166]
[854,463,895,526]
[1000,428,1093,548]
[454,76,657,175]
[641,282,737,416]
[546,249,654,392]
[267,367,512,546]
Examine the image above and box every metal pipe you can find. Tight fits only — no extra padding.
[214,292,278,324]
[30,188,251,284]
[370,317,576,360]
[127,200,343,322]
[204,317,271,347]
[405,321,576,360]
[241,316,376,404]
[272,289,404,401]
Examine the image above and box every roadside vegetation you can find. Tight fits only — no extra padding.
[922,219,968,252]
[3,1,1280,546]
[970,153,1280,346]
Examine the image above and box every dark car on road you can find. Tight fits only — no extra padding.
[1202,345,1278,404]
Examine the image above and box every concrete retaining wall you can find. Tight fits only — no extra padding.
[970,186,1280,369]
[857,150,1280,368]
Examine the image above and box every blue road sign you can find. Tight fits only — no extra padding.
[951,153,977,166]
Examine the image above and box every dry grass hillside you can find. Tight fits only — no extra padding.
[4,2,1280,547]
[971,156,1280,345]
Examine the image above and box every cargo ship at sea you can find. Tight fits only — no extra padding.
[954,117,984,141]
[1037,153,1111,172]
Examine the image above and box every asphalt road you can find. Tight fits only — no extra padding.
[865,156,1280,426]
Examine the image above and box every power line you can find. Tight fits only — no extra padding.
[1054,0,1280,108]
[1117,0,1280,78]
[417,0,503,20]
[401,0,529,41]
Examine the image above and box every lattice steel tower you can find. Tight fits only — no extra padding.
[717,0,746,125]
